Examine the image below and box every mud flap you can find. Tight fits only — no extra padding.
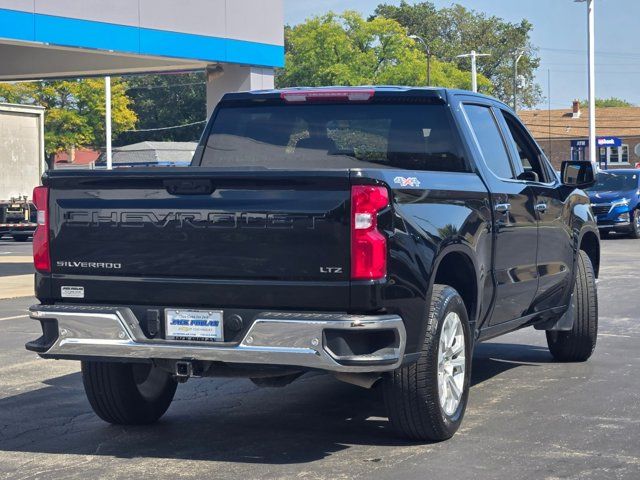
[534,299,575,332]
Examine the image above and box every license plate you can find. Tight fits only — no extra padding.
[165,309,223,342]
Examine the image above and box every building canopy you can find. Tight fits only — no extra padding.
[0,0,284,80]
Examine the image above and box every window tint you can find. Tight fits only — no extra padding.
[463,105,514,179]
[200,103,467,172]
[501,111,547,182]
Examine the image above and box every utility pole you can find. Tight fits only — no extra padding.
[512,51,525,111]
[548,69,552,160]
[105,76,112,170]
[456,50,490,93]
[409,35,432,86]
[575,0,597,167]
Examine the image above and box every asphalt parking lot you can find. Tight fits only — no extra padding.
[0,236,638,480]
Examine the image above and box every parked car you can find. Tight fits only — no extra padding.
[587,169,640,238]
[26,87,600,441]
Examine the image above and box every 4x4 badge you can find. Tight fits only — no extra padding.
[393,176,421,187]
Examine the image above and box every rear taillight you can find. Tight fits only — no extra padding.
[32,186,50,273]
[351,185,389,280]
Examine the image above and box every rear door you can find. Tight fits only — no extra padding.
[497,109,573,312]
[461,102,539,325]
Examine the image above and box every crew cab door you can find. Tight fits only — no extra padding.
[497,109,573,312]
[461,102,539,325]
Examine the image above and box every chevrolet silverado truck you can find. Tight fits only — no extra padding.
[26,87,600,441]
[587,169,640,238]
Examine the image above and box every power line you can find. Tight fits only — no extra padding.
[124,120,206,133]
[541,70,640,74]
[126,82,205,92]
[540,47,640,59]
[540,62,630,66]
[525,121,640,128]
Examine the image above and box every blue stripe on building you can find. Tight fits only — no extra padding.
[0,8,34,42]
[35,13,140,53]
[0,8,284,68]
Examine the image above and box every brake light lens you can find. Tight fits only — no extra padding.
[32,186,50,273]
[281,89,375,103]
[351,185,389,280]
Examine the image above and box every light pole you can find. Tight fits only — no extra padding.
[512,51,525,111]
[575,0,596,166]
[456,50,491,93]
[105,76,112,170]
[409,34,432,86]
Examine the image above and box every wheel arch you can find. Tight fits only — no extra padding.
[579,229,600,278]
[430,245,481,329]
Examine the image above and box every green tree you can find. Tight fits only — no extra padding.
[277,11,490,91]
[374,1,542,107]
[114,72,207,146]
[0,78,136,160]
[581,97,634,108]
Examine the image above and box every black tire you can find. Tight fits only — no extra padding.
[599,230,611,239]
[82,361,177,425]
[12,235,30,242]
[546,250,598,362]
[629,209,640,239]
[383,284,472,441]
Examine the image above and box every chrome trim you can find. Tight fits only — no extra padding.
[598,223,631,228]
[29,306,406,373]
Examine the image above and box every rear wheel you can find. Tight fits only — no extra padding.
[546,250,598,362]
[383,284,471,441]
[629,209,640,239]
[82,361,177,425]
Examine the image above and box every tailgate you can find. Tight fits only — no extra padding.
[48,170,350,282]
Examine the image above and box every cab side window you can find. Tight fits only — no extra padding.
[463,104,515,179]
[501,111,548,183]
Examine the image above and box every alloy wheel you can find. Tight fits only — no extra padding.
[438,311,466,416]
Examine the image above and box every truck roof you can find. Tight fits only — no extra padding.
[220,86,506,107]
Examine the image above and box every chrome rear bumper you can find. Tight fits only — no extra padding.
[28,305,406,373]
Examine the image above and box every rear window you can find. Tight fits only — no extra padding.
[199,103,467,171]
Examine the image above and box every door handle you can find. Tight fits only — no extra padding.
[535,203,548,213]
[494,203,511,214]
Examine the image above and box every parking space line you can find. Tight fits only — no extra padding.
[0,314,28,322]
[0,256,33,263]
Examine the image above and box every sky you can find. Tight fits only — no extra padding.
[284,0,640,110]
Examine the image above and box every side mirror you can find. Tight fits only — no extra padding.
[561,161,596,189]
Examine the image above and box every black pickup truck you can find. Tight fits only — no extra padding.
[27,87,600,441]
